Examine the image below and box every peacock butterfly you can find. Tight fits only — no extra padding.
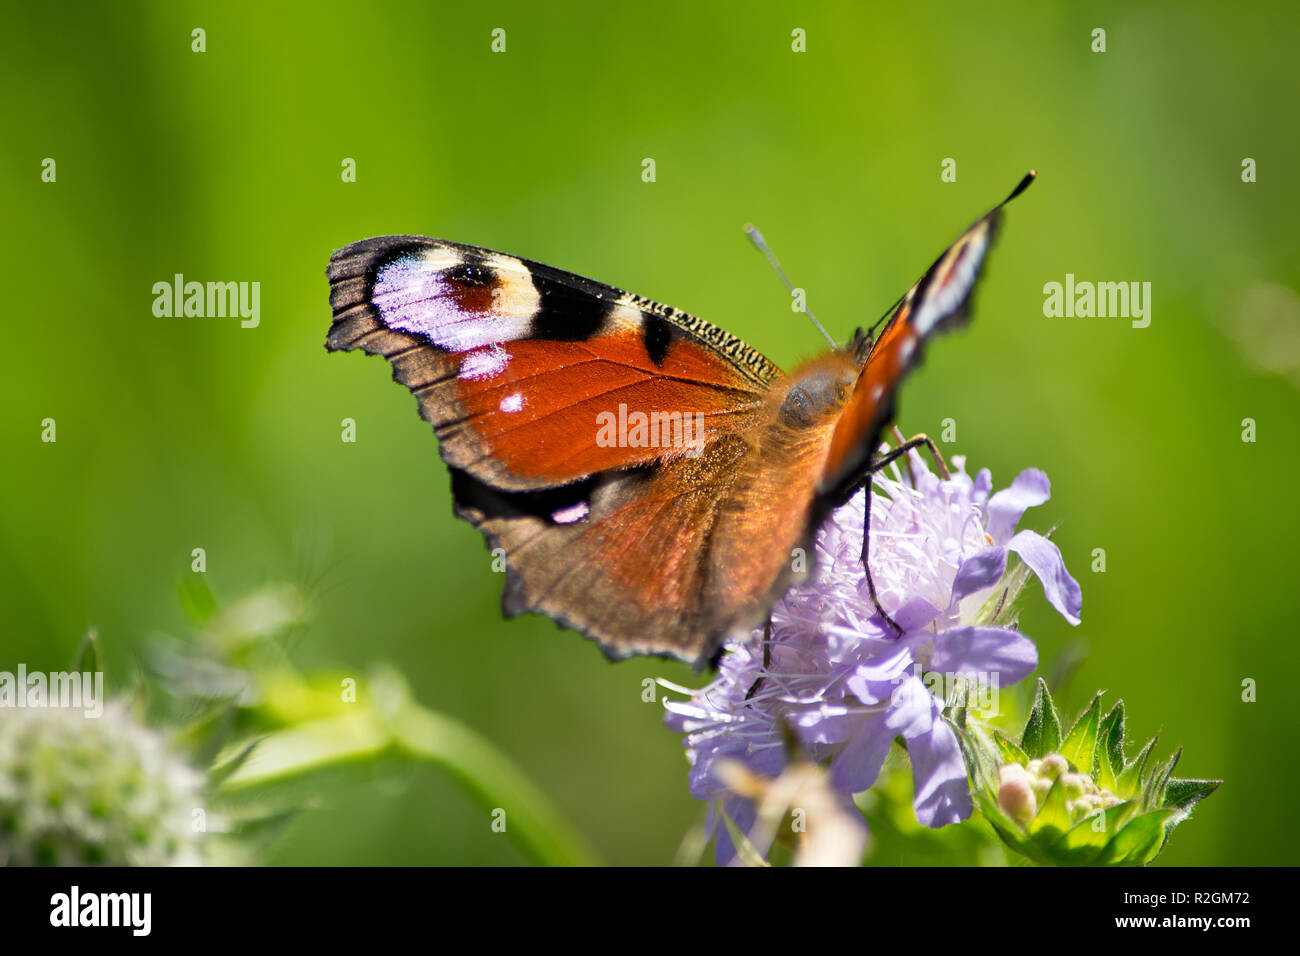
[325,172,1035,668]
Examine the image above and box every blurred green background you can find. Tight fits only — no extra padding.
[3,1,1297,865]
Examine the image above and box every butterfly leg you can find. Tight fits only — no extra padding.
[744,617,773,702]
[861,485,904,635]
[888,426,951,481]
[859,433,952,634]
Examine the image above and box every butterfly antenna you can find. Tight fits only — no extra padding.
[744,224,836,347]
[865,291,906,342]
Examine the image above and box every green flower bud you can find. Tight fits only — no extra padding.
[958,681,1221,866]
[1039,753,1068,781]
[1062,772,1092,800]
[1031,775,1053,802]
[1067,794,1095,819]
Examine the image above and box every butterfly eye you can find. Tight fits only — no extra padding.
[779,367,853,426]
[778,385,816,425]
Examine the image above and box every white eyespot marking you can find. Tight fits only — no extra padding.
[870,383,884,402]
[898,337,917,363]
[499,392,524,413]
[460,346,509,381]
[551,501,589,524]
[371,247,538,352]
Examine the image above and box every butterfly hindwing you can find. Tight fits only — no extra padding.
[452,433,757,662]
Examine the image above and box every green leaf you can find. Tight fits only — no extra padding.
[977,792,1055,866]
[1096,810,1176,865]
[1060,692,1102,772]
[1145,747,1182,811]
[947,683,970,727]
[219,710,393,787]
[1109,797,1144,833]
[953,720,998,792]
[207,736,263,788]
[1098,699,1126,790]
[986,819,1042,864]
[223,807,301,859]
[1163,777,1221,814]
[1020,678,1062,759]
[1029,777,1073,844]
[992,730,1028,766]
[178,574,217,625]
[1049,801,1131,864]
[983,557,1033,628]
[1117,735,1158,797]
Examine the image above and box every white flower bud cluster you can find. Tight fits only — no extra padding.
[997,753,1120,825]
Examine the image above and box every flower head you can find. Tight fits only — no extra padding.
[0,702,206,866]
[663,449,1082,865]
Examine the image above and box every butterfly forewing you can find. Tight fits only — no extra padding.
[821,172,1035,495]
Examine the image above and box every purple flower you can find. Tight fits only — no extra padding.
[662,450,1082,865]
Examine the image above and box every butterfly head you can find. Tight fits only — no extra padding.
[845,326,873,364]
[777,355,860,428]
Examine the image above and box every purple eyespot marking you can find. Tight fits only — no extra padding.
[371,251,532,352]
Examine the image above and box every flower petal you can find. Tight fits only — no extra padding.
[929,626,1039,684]
[889,596,942,632]
[792,705,862,745]
[884,675,935,738]
[906,713,974,827]
[952,546,1007,602]
[829,715,895,794]
[986,468,1051,543]
[882,678,972,825]
[1008,529,1083,625]
[972,467,993,507]
[689,740,749,800]
[846,633,928,704]
[714,796,763,867]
